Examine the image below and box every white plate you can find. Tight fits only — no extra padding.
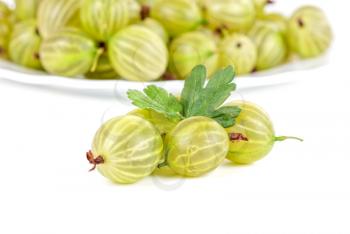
[0,55,329,97]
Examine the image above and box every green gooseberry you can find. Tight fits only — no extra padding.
[225,101,303,164]
[165,116,229,177]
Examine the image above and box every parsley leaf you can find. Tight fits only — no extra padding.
[181,65,236,117]
[127,85,183,121]
[180,65,207,117]
[127,65,240,128]
[209,106,241,128]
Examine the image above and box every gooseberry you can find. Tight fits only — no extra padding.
[80,0,130,41]
[40,28,99,77]
[165,116,229,177]
[9,19,41,69]
[150,0,203,37]
[37,0,82,39]
[204,0,256,32]
[169,31,218,79]
[87,115,163,184]
[108,25,168,81]
[218,33,257,75]
[287,6,332,58]
[225,101,303,164]
[249,22,288,70]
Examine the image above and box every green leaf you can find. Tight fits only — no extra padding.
[212,114,236,128]
[127,65,239,129]
[181,65,237,117]
[180,65,207,117]
[209,106,241,128]
[209,106,241,118]
[127,85,183,121]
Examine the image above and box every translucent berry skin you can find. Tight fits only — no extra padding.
[108,25,168,81]
[85,53,119,80]
[249,22,287,70]
[219,33,257,75]
[14,0,42,21]
[0,18,11,59]
[287,6,332,58]
[225,101,275,164]
[204,0,256,32]
[150,0,203,37]
[127,0,141,24]
[129,109,178,135]
[91,115,163,184]
[169,31,218,79]
[40,28,97,77]
[37,0,82,39]
[9,20,42,69]
[80,0,130,41]
[139,18,169,44]
[165,117,229,177]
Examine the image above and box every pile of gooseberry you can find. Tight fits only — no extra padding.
[0,0,332,81]
[86,65,303,184]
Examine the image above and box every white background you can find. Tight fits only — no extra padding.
[1,0,350,233]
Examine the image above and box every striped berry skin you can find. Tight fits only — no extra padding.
[165,117,229,177]
[204,0,256,32]
[139,18,169,44]
[40,28,97,77]
[80,0,130,41]
[225,101,275,164]
[169,31,218,79]
[127,0,141,24]
[108,25,168,81]
[249,22,287,70]
[287,6,332,59]
[218,33,257,75]
[90,115,163,184]
[14,0,42,21]
[37,0,82,39]
[150,0,203,37]
[9,20,42,69]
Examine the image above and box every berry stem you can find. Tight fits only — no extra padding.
[86,150,105,172]
[90,47,105,73]
[215,26,230,38]
[275,136,304,142]
[297,18,304,27]
[140,5,151,20]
